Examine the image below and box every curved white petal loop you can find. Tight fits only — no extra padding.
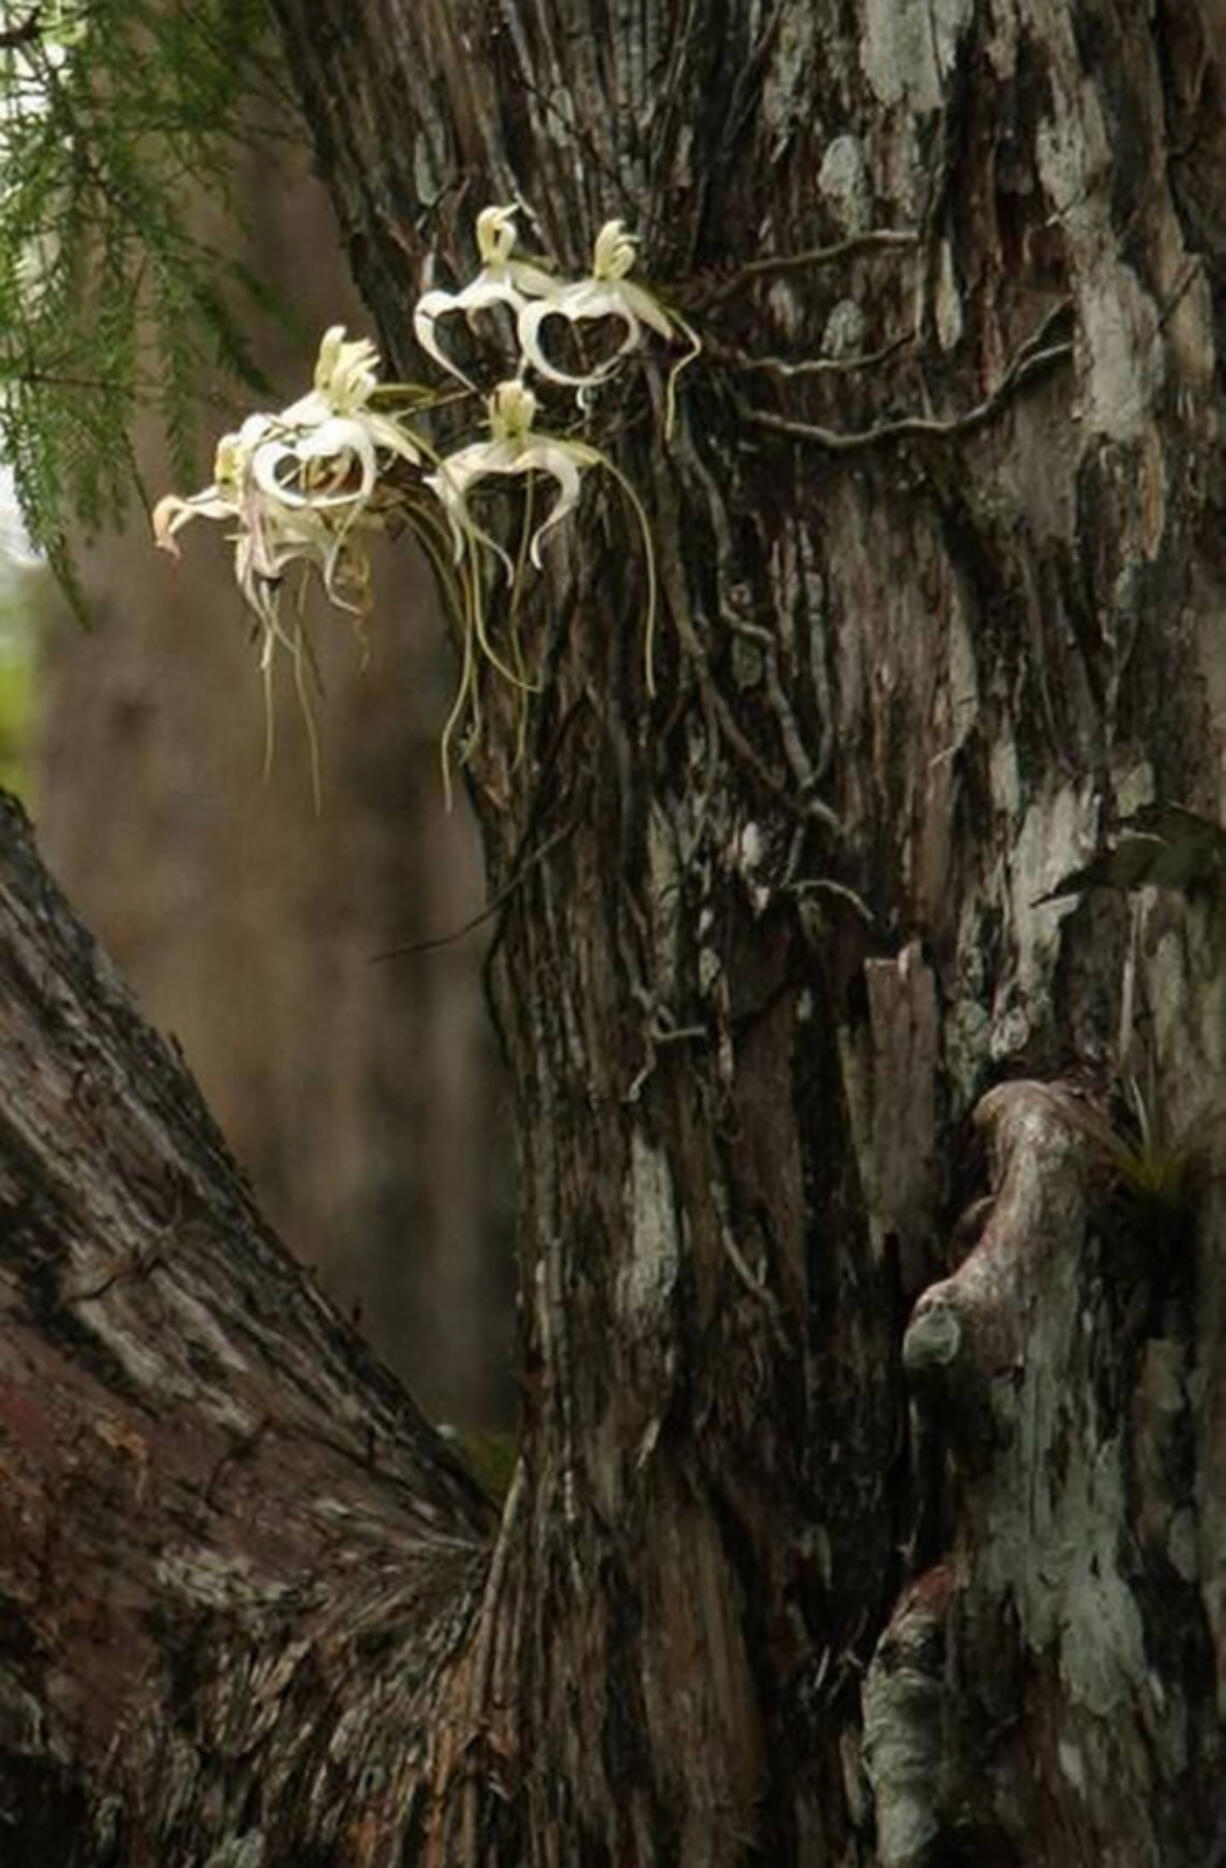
[426,380,590,574]
[516,285,641,388]
[152,489,239,555]
[513,222,680,392]
[251,417,379,511]
[414,262,558,388]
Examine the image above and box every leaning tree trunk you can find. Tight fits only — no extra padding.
[4,0,1226,1863]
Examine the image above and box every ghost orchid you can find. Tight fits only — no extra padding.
[280,325,425,467]
[154,414,362,654]
[424,378,597,576]
[153,328,423,633]
[413,206,557,389]
[517,219,700,430]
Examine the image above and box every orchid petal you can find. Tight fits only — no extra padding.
[424,422,585,577]
[251,417,379,511]
[414,288,483,388]
[476,204,519,267]
[618,279,675,341]
[516,285,640,387]
[424,440,518,577]
[507,258,558,300]
[359,409,423,465]
[282,327,382,423]
[592,220,638,281]
[278,386,332,427]
[414,273,537,387]
[152,488,237,554]
[517,441,583,567]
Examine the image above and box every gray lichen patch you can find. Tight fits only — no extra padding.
[762,6,817,157]
[859,0,972,113]
[862,1573,951,1867]
[895,1084,1197,1848]
[1033,69,1165,444]
[818,134,872,233]
[618,1130,680,1337]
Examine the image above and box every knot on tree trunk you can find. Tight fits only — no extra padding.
[901,1081,1088,1464]
[864,1078,1206,1862]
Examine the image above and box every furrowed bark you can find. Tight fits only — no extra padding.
[0,792,495,1864]
[7,0,1226,1861]
[267,1,1226,1860]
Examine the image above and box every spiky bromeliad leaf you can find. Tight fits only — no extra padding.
[0,0,283,604]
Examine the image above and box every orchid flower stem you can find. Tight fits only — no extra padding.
[663,310,703,441]
[262,654,276,787]
[291,621,324,815]
[440,579,478,809]
[510,474,536,771]
[403,498,473,810]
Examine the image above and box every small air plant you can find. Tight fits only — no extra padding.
[1052,1076,1226,1231]
[153,207,695,801]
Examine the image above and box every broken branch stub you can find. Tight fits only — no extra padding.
[902,1082,1090,1466]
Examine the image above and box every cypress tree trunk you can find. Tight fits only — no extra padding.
[4,1,1226,1862]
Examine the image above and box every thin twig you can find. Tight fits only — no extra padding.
[719,331,913,379]
[370,812,578,961]
[699,229,919,309]
[740,301,1075,454]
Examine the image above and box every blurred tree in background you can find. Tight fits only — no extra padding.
[1,8,514,1426]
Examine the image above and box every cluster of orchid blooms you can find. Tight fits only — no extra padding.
[153,206,696,785]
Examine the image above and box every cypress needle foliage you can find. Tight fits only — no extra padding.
[0,0,285,607]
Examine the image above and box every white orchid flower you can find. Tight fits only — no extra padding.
[424,378,597,576]
[252,416,379,511]
[517,220,700,431]
[153,380,399,806]
[422,377,664,793]
[153,329,422,629]
[280,325,424,467]
[517,222,667,383]
[301,325,380,412]
[422,377,597,793]
[152,412,275,566]
[414,206,557,389]
[155,418,359,651]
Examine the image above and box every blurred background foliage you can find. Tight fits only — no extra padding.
[0,0,517,1436]
[0,0,285,600]
[0,516,44,796]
